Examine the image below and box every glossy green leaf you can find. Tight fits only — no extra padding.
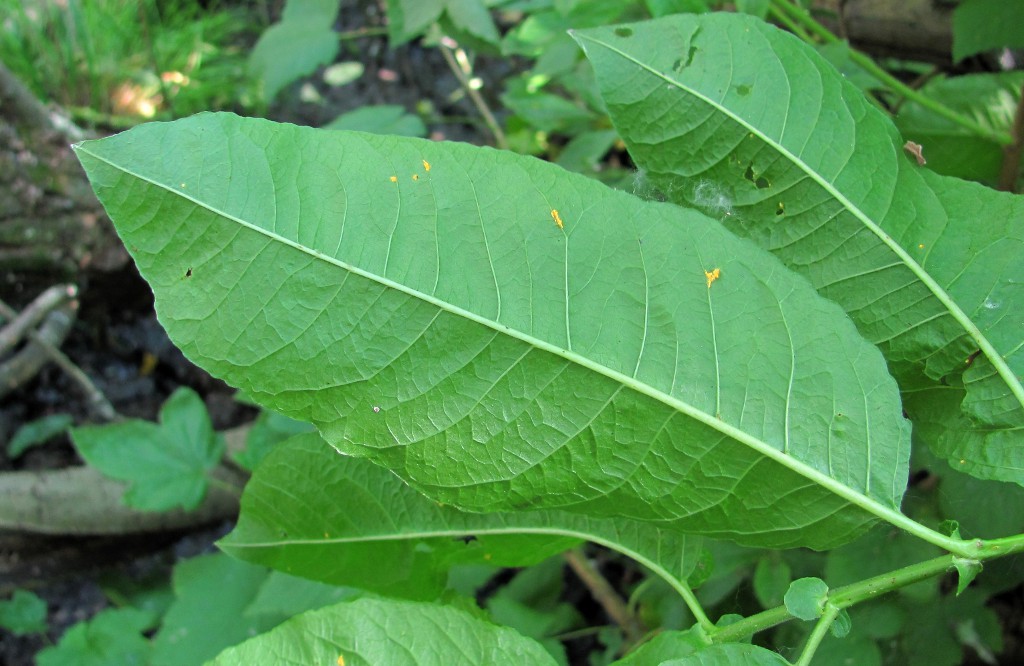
[952,0,1024,61]
[74,112,910,549]
[209,597,559,665]
[575,14,1024,484]
[220,431,702,599]
[70,387,224,511]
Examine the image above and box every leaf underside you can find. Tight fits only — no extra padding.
[75,112,908,549]
[220,431,703,598]
[574,14,1024,484]
[209,597,559,666]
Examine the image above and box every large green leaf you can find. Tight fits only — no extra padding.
[74,112,909,549]
[209,597,558,665]
[220,431,701,599]
[574,14,1024,484]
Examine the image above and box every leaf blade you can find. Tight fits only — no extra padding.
[574,14,1024,484]
[220,431,702,599]
[74,112,909,548]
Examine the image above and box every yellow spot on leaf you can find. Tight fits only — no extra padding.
[918,243,924,249]
[705,268,721,288]
[412,174,419,181]
[423,159,431,172]
[551,209,564,229]
[338,655,345,666]
[390,175,398,183]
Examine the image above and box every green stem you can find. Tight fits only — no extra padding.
[338,26,388,41]
[711,536,1024,645]
[795,605,840,666]
[709,605,792,644]
[766,5,812,43]
[770,0,1013,146]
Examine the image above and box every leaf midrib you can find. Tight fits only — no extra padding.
[74,141,926,543]
[572,29,1024,416]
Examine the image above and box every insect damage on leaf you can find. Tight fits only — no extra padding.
[903,141,927,165]
[551,209,564,229]
[705,267,721,288]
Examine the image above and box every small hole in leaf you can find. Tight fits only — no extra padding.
[744,165,770,189]
[185,267,192,278]
[614,27,633,37]
[776,202,785,216]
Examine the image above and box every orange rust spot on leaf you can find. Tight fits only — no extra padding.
[551,209,564,229]
[705,268,721,288]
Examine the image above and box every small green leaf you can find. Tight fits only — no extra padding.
[752,556,791,610]
[387,0,443,43]
[6,413,72,458]
[555,129,618,173]
[952,558,983,595]
[36,608,152,666]
[501,78,595,132]
[939,519,962,540]
[487,558,581,663]
[208,597,559,665]
[784,577,829,621]
[953,0,1024,61]
[324,105,428,137]
[830,608,852,638]
[250,0,339,101]
[0,589,47,635]
[71,387,224,512]
[445,0,500,45]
